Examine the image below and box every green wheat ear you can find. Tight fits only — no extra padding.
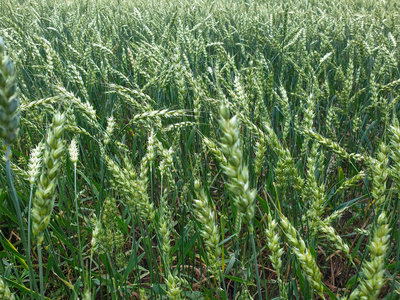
[0,276,14,300]
[0,37,20,146]
[31,113,65,244]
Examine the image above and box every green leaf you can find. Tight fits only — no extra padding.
[223,275,256,286]
[152,284,168,295]
[0,235,28,269]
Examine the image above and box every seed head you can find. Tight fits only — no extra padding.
[0,36,20,146]
[69,139,79,164]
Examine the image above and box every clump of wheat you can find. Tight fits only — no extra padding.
[266,213,286,297]
[301,93,315,156]
[240,115,303,191]
[103,115,115,146]
[370,143,389,211]
[99,197,125,266]
[68,138,79,165]
[136,130,158,221]
[266,214,283,273]
[280,214,324,297]
[0,37,20,146]
[159,147,175,192]
[334,171,366,195]
[91,217,105,255]
[106,131,157,222]
[194,182,221,278]
[106,156,136,201]
[275,86,291,140]
[202,136,227,167]
[389,117,400,189]
[31,113,65,244]
[318,221,350,258]
[349,212,391,300]
[302,127,364,162]
[303,143,327,236]
[218,103,256,229]
[0,277,14,300]
[27,141,44,185]
[166,272,184,300]
[159,213,172,266]
[254,136,266,179]
[274,148,302,192]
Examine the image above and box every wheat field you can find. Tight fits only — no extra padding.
[0,0,400,299]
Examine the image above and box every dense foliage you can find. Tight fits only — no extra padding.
[1,0,400,298]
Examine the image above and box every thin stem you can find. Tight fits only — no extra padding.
[233,214,241,298]
[218,267,228,300]
[27,185,34,295]
[74,164,84,271]
[38,243,45,300]
[250,228,262,300]
[5,146,38,298]
[89,253,93,295]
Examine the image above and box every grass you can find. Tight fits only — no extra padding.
[0,0,400,298]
